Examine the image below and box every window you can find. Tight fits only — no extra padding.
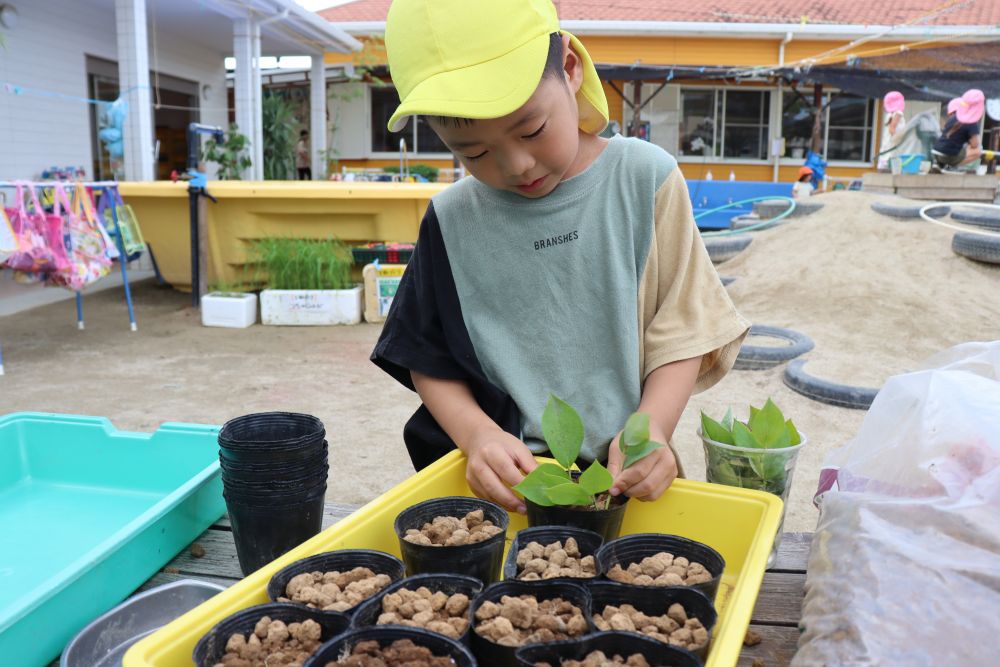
[370,86,450,154]
[679,88,770,160]
[781,89,876,162]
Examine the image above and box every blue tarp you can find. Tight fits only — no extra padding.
[686,180,794,230]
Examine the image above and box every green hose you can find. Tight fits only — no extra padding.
[696,196,798,237]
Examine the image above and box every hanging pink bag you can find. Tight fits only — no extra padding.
[4,182,71,273]
[47,183,113,291]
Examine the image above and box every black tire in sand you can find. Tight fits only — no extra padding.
[703,235,752,263]
[783,359,879,410]
[734,325,815,370]
[951,209,1000,231]
[753,199,823,219]
[870,200,950,220]
[951,232,1000,265]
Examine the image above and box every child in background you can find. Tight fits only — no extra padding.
[371,0,749,511]
[877,91,906,171]
[792,167,814,198]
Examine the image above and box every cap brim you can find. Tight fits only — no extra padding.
[387,32,550,132]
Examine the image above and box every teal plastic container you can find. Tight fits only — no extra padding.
[0,413,225,667]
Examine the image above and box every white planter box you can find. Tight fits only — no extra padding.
[260,287,363,326]
[201,292,257,328]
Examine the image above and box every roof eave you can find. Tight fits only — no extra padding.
[333,19,1000,41]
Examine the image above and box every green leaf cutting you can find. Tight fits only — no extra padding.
[541,394,585,470]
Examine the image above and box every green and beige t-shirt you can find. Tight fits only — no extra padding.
[373,135,749,468]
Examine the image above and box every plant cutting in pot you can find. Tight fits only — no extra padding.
[513,396,663,540]
[699,398,805,565]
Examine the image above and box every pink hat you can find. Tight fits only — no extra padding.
[883,91,905,114]
[956,88,985,124]
[947,98,961,114]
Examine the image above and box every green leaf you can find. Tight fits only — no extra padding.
[622,412,650,450]
[513,467,568,507]
[749,405,761,423]
[721,408,735,431]
[700,412,734,445]
[623,440,664,470]
[541,395,584,469]
[533,462,572,480]
[732,421,762,449]
[786,419,802,446]
[749,399,789,449]
[545,482,596,507]
[578,460,614,495]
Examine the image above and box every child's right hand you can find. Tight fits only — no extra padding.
[463,426,538,514]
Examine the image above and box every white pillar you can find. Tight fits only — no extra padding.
[233,19,257,179]
[310,55,328,180]
[250,22,264,180]
[115,0,155,181]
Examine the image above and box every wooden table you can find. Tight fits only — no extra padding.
[141,503,809,666]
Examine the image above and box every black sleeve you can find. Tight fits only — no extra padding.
[370,201,522,471]
[371,201,468,389]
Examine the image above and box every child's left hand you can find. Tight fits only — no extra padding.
[606,421,678,501]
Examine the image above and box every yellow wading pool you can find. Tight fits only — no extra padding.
[124,450,782,667]
[118,181,446,290]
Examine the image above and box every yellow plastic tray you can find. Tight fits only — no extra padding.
[124,451,782,667]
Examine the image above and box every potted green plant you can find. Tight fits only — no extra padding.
[698,398,805,564]
[201,282,257,329]
[254,237,362,326]
[514,395,663,540]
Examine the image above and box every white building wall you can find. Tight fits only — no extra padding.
[328,82,368,161]
[0,0,228,182]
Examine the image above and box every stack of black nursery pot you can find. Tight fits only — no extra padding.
[217,412,328,575]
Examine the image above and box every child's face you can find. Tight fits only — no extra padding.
[428,36,588,199]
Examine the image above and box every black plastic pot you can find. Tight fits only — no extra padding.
[303,626,476,667]
[267,549,406,616]
[515,631,704,667]
[595,534,725,601]
[220,452,328,479]
[218,412,325,449]
[352,573,484,644]
[226,493,326,576]
[502,526,603,582]
[524,472,629,542]
[470,580,593,667]
[220,467,329,494]
[192,602,349,667]
[394,496,510,584]
[587,580,717,660]
[222,476,328,507]
[219,440,328,464]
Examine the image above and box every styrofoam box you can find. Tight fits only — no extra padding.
[200,293,257,328]
[260,287,363,326]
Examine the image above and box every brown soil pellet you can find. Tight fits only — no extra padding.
[376,586,471,638]
[515,538,597,581]
[752,659,765,667]
[536,651,652,667]
[278,567,392,612]
[402,509,503,546]
[213,615,322,667]
[606,552,712,587]
[592,602,708,652]
[744,629,762,646]
[474,595,588,647]
[329,638,457,666]
[191,543,206,558]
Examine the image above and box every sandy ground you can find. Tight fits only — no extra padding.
[2,190,997,532]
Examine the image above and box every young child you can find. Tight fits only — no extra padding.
[792,167,814,198]
[372,0,749,512]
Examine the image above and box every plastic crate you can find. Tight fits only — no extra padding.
[351,244,414,265]
[0,413,224,667]
[125,450,782,667]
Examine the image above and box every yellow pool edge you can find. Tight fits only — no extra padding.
[125,450,783,667]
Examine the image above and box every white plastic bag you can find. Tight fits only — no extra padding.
[793,341,1000,667]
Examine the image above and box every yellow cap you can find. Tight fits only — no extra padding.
[384,0,608,134]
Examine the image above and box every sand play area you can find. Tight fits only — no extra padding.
[1,190,997,531]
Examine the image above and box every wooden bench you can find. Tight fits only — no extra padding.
[141,503,808,666]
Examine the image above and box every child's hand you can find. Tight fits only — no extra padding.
[607,421,678,501]
[463,426,538,513]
